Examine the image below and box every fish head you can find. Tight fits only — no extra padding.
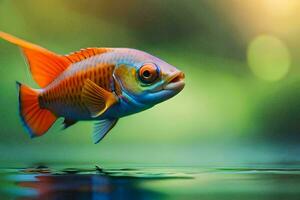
[113,49,185,107]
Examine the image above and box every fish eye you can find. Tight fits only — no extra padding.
[138,63,160,84]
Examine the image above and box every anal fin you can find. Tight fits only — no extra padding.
[62,118,78,129]
[93,119,118,144]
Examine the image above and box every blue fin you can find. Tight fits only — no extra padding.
[93,119,118,144]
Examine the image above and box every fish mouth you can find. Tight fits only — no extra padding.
[164,71,185,90]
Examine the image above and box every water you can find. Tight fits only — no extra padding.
[1,164,300,200]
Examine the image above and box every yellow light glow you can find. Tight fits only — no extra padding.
[247,35,291,81]
[211,1,300,42]
[263,0,299,17]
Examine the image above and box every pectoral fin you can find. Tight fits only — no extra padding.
[82,79,118,118]
[93,119,118,144]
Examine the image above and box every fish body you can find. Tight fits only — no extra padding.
[0,32,185,143]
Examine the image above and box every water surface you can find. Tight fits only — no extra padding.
[1,164,300,200]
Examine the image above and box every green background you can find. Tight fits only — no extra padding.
[1,0,300,166]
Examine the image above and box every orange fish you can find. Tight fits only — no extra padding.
[0,32,185,143]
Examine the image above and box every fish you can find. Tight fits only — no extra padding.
[0,32,185,144]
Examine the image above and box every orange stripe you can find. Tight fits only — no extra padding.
[42,63,116,113]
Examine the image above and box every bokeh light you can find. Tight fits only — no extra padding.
[262,0,299,17]
[247,35,291,81]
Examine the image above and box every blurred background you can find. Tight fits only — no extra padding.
[1,0,300,166]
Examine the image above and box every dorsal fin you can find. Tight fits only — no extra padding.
[0,31,71,88]
[64,48,110,63]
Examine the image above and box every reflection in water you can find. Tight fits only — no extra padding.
[1,165,188,200]
[17,174,157,199]
[1,165,300,200]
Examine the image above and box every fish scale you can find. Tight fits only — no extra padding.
[40,63,115,118]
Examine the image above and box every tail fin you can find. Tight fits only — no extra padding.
[17,82,57,137]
